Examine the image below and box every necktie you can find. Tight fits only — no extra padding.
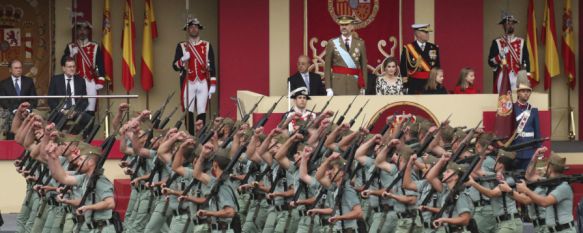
[345,38,350,51]
[420,43,425,51]
[14,78,20,96]
[303,74,310,93]
[66,78,72,107]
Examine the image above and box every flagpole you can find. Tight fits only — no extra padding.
[184,0,191,135]
[567,85,576,140]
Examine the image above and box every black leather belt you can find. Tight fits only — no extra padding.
[447,225,468,233]
[548,221,575,233]
[335,229,356,233]
[173,208,189,216]
[136,183,147,191]
[275,204,291,212]
[396,211,415,219]
[373,204,394,212]
[211,222,231,230]
[192,218,209,225]
[495,213,520,223]
[86,219,114,229]
[472,200,491,207]
[532,218,546,227]
[251,193,265,200]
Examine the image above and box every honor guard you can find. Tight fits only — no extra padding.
[61,20,105,115]
[488,14,530,93]
[400,24,440,95]
[323,15,368,96]
[173,17,217,133]
[511,71,541,170]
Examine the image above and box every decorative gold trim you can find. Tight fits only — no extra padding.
[367,101,440,127]
[327,0,380,29]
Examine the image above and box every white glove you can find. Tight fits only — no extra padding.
[208,85,216,99]
[95,84,104,90]
[326,88,334,96]
[360,89,366,95]
[70,47,79,57]
[181,53,191,62]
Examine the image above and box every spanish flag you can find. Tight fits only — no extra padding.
[121,0,136,92]
[101,0,114,91]
[541,0,560,90]
[526,0,539,88]
[141,0,158,92]
[562,0,576,89]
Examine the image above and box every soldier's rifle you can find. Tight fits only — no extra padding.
[174,98,195,130]
[336,95,358,126]
[203,142,249,206]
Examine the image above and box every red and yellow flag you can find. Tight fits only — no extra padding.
[541,0,561,90]
[562,0,576,89]
[141,0,157,92]
[526,0,539,88]
[121,0,136,92]
[101,0,114,91]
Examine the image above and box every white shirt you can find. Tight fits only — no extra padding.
[342,35,352,48]
[300,72,310,90]
[416,40,426,51]
[11,76,21,93]
[64,75,76,105]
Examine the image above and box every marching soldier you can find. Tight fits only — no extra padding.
[487,14,529,93]
[400,24,440,95]
[173,17,217,132]
[323,15,368,96]
[61,20,105,115]
[517,154,576,233]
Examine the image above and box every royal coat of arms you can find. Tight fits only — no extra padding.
[328,0,379,29]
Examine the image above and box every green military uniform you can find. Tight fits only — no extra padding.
[262,164,293,233]
[329,181,360,232]
[546,182,576,233]
[234,157,252,222]
[30,167,50,233]
[75,173,116,233]
[167,168,194,233]
[44,156,70,233]
[323,16,368,95]
[367,159,398,233]
[392,178,423,233]
[16,168,34,233]
[491,176,522,233]
[144,153,171,233]
[242,162,270,233]
[526,186,548,233]
[289,163,322,233]
[126,151,156,233]
[435,185,474,233]
[184,166,213,233]
[24,161,42,233]
[468,155,497,233]
[415,179,441,233]
[208,175,239,233]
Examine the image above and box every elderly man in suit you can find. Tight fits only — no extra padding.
[48,57,88,112]
[0,59,37,139]
[323,15,367,96]
[287,55,326,96]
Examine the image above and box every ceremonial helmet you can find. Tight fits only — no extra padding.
[516,70,532,91]
[498,13,519,25]
[183,17,204,30]
[411,24,433,33]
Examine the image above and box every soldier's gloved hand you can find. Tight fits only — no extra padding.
[360,89,365,95]
[208,85,216,98]
[95,84,104,90]
[326,88,333,96]
[181,53,191,62]
[70,47,79,57]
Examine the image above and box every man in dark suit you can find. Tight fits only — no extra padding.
[0,59,37,111]
[48,57,88,111]
[287,55,326,96]
[0,59,37,139]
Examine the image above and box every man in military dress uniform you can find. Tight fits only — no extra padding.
[510,71,541,170]
[61,20,105,115]
[323,15,368,96]
[400,24,440,94]
[286,87,316,133]
[487,14,530,93]
[173,18,217,132]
